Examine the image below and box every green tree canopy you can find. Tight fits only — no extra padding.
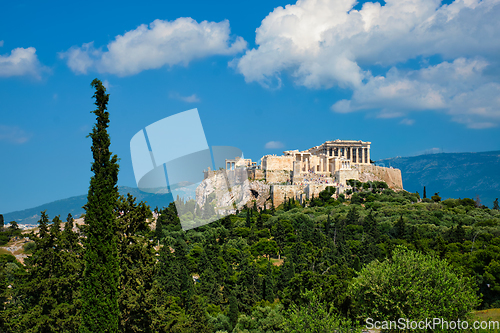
[349,246,479,323]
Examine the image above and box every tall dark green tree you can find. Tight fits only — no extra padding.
[228,292,239,330]
[423,186,427,199]
[494,198,499,210]
[394,215,407,239]
[116,194,156,333]
[246,209,251,228]
[80,79,120,333]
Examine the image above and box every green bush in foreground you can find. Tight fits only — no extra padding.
[349,246,480,324]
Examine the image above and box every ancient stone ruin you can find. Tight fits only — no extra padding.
[201,140,403,211]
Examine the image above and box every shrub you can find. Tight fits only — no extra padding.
[23,241,37,253]
[349,246,479,323]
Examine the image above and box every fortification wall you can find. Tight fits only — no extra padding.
[335,169,360,186]
[306,184,336,200]
[265,170,291,183]
[248,169,265,180]
[271,185,306,207]
[262,155,294,171]
[358,165,403,190]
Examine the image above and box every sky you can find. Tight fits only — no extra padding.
[1,0,499,214]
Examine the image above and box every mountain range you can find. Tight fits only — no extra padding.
[3,187,173,226]
[378,150,500,208]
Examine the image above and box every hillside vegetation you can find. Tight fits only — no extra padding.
[2,183,500,332]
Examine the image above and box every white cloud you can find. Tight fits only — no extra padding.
[102,79,112,90]
[0,125,31,144]
[400,118,415,125]
[236,0,500,127]
[331,58,500,128]
[265,141,285,149]
[61,17,247,76]
[169,91,200,103]
[0,41,4,47]
[0,46,47,78]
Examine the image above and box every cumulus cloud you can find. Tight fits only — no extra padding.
[331,58,500,128]
[236,0,500,127]
[265,141,285,149]
[60,17,247,76]
[169,91,200,103]
[0,125,31,144]
[0,46,47,78]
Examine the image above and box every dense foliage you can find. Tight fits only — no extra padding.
[2,184,500,332]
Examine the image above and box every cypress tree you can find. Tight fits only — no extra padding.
[395,215,406,239]
[423,186,427,199]
[228,292,239,330]
[246,209,251,228]
[80,79,120,333]
[257,212,263,229]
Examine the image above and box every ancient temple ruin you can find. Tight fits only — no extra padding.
[212,139,403,207]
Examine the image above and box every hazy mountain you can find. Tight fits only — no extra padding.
[377,150,500,208]
[3,186,173,225]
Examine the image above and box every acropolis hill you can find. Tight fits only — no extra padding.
[201,140,403,209]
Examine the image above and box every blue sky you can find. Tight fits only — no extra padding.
[1,0,499,213]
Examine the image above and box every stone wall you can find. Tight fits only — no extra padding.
[358,164,403,190]
[305,184,336,200]
[248,169,265,180]
[265,170,291,183]
[262,155,294,171]
[271,185,306,207]
[335,169,360,186]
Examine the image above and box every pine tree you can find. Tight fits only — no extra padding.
[345,206,360,225]
[12,212,82,332]
[62,213,79,252]
[364,211,379,241]
[80,79,120,333]
[12,211,54,331]
[262,263,275,303]
[228,292,239,330]
[116,194,156,332]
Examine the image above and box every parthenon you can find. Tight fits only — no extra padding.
[307,139,371,165]
[259,139,371,175]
